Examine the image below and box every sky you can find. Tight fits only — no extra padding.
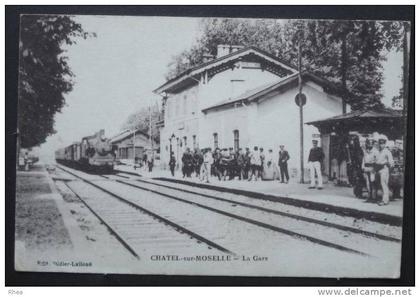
[38,16,201,162]
[36,16,403,162]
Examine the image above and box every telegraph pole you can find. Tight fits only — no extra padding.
[298,39,305,184]
[133,129,136,167]
[149,103,153,151]
[402,23,409,114]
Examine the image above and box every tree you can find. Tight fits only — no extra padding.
[379,21,411,111]
[18,15,93,148]
[121,103,162,144]
[165,18,285,80]
[166,18,407,111]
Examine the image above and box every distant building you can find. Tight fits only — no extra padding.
[154,45,348,176]
[110,129,158,161]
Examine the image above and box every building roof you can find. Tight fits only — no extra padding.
[154,46,297,94]
[110,129,151,144]
[306,108,403,126]
[305,108,404,139]
[202,72,342,113]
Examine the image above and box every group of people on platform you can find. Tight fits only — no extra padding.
[356,135,396,206]
[167,133,399,206]
[331,133,399,206]
[134,153,154,172]
[169,142,324,187]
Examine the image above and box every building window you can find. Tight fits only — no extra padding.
[192,135,196,148]
[175,97,180,116]
[183,136,187,147]
[192,97,197,115]
[166,101,171,119]
[213,133,218,149]
[183,95,187,115]
[233,130,239,151]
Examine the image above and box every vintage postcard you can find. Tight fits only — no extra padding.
[14,14,410,277]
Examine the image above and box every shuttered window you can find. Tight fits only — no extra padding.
[213,133,219,149]
[233,130,239,151]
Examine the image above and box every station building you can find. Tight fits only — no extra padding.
[110,129,158,162]
[154,45,349,177]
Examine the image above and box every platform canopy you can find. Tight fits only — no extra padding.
[306,108,405,139]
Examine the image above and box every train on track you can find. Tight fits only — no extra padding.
[55,129,115,173]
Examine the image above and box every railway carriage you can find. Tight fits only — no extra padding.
[55,130,115,173]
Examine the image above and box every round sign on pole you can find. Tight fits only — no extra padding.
[295,93,307,107]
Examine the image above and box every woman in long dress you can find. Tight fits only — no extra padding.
[262,149,276,180]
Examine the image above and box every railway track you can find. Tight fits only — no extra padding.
[56,165,232,258]
[110,175,401,243]
[56,165,401,259]
[102,174,402,257]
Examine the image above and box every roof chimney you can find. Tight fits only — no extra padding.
[216,44,244,58]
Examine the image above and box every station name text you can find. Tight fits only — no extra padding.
[150,255,268,262]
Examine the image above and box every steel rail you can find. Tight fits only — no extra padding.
[63,182,140,260]
[120,177,401,243]
[57,165,233,254]
[112,178,370,256]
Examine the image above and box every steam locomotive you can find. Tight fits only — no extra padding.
[55,130,115,173]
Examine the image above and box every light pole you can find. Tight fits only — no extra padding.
[133,129,136,168]
[149,101,153,152]
[282,36,306,183]
[298,39,305,184]
[289,26,307,184]
[176,137,180,170]
[169,133,175,159]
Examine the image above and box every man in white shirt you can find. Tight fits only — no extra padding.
[248,146,260,181]
[361,139,378,201]
[202,148,214,183]
[376,137,394,206]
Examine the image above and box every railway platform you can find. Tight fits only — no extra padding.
[115,164,404,225]
[15,164,136,273]
[15,164,74,269]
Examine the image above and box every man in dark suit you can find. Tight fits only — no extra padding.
[236,148,245,180]
[278,145,290,183]
[182,148,194,178]
[169,152,176,177]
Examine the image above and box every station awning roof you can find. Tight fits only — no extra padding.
[306,108,405,139]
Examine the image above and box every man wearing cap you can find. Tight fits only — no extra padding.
[308,140,324,189]
[248,146,260,181]
[375,137,394,206]
[212,148,222,181]
[202,148,213,183]
[243,147,251,180]
[228,147,236,180]
[220,148,230,181]
[361,138,378,201]
[278,145,290,183]
[236,148,246,180]
[258,147,265,180]
[181,147,194,178]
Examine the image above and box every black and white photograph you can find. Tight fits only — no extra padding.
[9,7,413,281]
